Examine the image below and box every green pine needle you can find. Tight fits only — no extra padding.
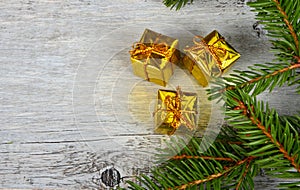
[163,0,193,10]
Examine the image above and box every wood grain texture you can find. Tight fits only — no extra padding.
[0,0,299,189]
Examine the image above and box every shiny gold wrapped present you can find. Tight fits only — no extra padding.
[183,30,240,87]
[129,29,180,86]
[153,87,198,135]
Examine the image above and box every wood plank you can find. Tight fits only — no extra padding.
[0,0,299,189]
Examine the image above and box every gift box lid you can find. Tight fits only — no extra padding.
[203,30,241,71]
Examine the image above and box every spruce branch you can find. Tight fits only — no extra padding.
[248,0,300,58]
[225,89,300,174]
[126,135,257,190]
[271,0,299,51]
[208,61,300,101]
[172,155,236,162]
[126,127,260,189]
[170,156,256,190]
[234,58,300,90]
[163,0,193,10]
[236,156,256,190]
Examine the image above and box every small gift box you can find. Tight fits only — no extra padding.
[153,87,198,135]
[183,30,240,87]
[129,29,180,86]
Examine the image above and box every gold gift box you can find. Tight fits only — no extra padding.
[129,29,180,86]
[183,30,240,87]
[154,87,198,135]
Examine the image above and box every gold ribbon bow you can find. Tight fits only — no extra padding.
[129,42,169,58]
[154,86,197,135]
[129,41,170,81]
[186,35,228,70]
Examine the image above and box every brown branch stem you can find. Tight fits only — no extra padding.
[235,100,300,173]
[218,140,243,145]
[273,0,299,51]
[172,155,235,162]
[296,56,300,64]
[236,157,253,190]
[220,62,300,93]
[168,157,256,190]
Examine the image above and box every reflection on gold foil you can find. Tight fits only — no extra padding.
[129,29,180,86]
[184,30,240,87]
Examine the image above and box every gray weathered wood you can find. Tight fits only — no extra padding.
[0,0,299,189]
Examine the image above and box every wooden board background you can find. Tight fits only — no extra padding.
[0,0,299,189]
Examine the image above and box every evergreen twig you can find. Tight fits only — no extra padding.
[218,62,300,94]
[170,156,256,190]
[163,0,193,10]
